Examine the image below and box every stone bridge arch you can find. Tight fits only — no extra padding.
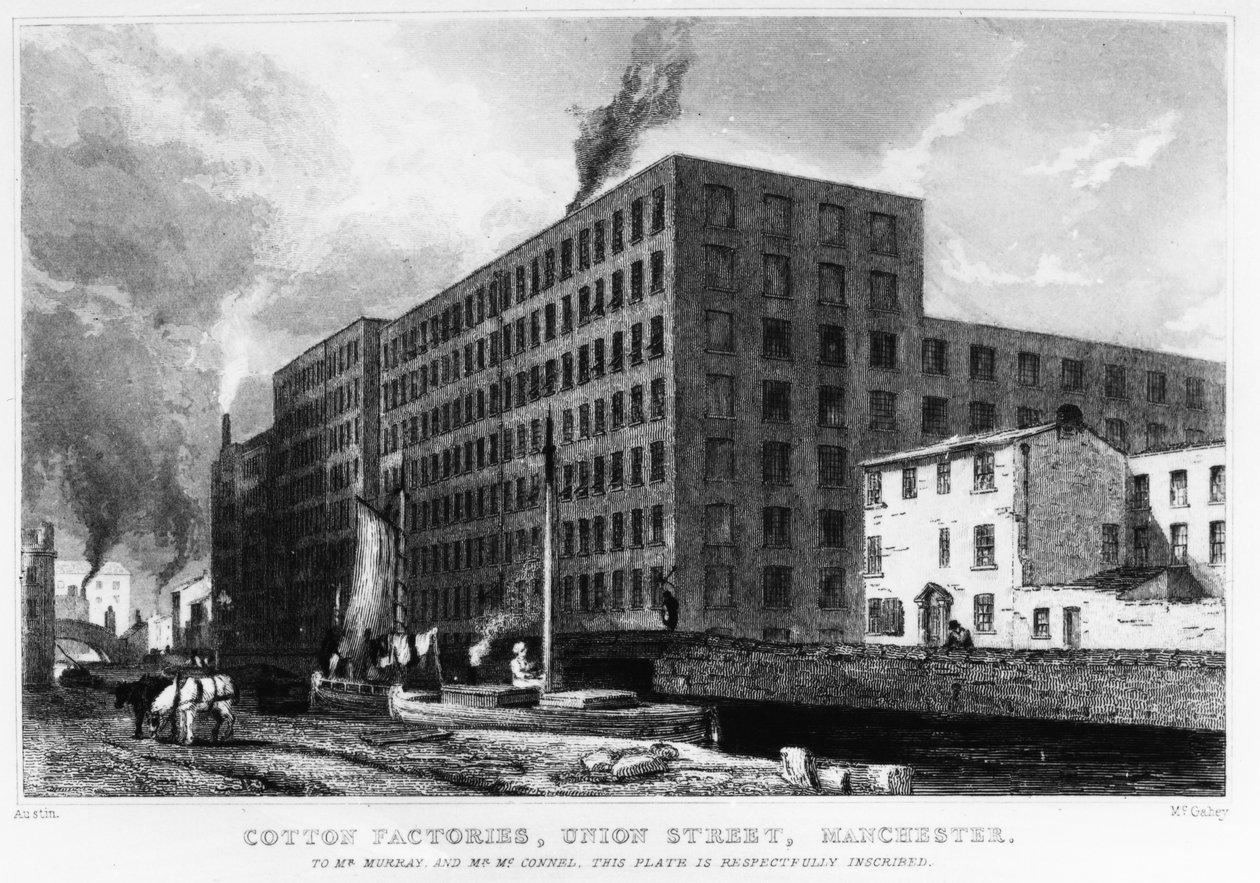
[55,619,129,664]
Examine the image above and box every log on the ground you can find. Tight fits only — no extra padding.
[779,746,821,791]
[816,765,852,794]
[848,764,915,795]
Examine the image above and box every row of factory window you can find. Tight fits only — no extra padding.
[1128,467,1226,509]
[412,474,541,530]
[327,416,362,455]
[412,527,545,576]
[701,185,899,257]
[412,565,670,622]
[277,398,327,441]
[405,511,674,578]
[1104,419,1208,453]
[277,337,362,406]
[560,506,668,556]
[327,458,360,493]
[323,378,362,420]
[385,361,666,465]
[703,249,892,312]
[702,565,850,610]
[921,338,1208,407]
[703,313,849,362]
[702,505,846,549]
[402,393,668,490]
[867,393,1209,445]
[381,187,666,368]
[560,567,669,613]
[415,583,509,624]
[411,441,669,532]
[384,258,666,414]
[705,439,849,487]
[420,565,850,614]
[705,376,846,426]
[380,314,667,429]
[560,443,668,496]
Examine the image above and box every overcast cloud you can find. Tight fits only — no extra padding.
[20,17,1227,613]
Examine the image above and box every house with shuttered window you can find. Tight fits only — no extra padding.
[860,412,1127,647]
[861,414,1223,650]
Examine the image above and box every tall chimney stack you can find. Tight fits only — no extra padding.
[221,413,232,449]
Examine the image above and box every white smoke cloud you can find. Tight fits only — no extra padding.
[942,239,1096,288]
[865,87,1012,196]
[1024,110,1178,189]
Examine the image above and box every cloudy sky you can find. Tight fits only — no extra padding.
[19,15,1227,613]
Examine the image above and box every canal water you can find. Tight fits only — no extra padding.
[711,703,1225,796]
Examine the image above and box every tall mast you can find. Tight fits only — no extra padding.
[391,459,406,678]
[542,410,556,694]
[396,458,407,630]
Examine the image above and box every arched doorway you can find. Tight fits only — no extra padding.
[914,583,953,646]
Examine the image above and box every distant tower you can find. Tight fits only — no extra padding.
[221,413,232,449]
[21,522,57,687]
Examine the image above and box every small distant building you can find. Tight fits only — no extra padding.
[860,416,1222,651]
[170,572,213,651]
[54,559,132,637]
[117,610,151,658]
[147,612,173,652]
[21,522,57,687]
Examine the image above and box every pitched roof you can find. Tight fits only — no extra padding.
[1128,438,1226,458]
[859,423,1060,468]
[1064,567,1166,593]
[55,560,131,576]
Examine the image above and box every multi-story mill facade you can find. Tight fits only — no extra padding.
[213,318,384,664]
[213,155,1225,668]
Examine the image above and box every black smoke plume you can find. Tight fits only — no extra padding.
[22,103,267,590]
[566,19,696,213]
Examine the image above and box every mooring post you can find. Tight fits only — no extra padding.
[171,670,182,743]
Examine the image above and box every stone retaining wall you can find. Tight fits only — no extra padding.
[557,632,1225,732]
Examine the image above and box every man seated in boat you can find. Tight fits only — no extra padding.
[509,641,543,690]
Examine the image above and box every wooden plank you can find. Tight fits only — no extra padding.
[361,729,453,746]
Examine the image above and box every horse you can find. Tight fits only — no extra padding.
[144,674,237,745]
[114,675,173,738]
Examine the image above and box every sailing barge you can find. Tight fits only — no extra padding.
[310,484,438,719]
[311,416,713,742]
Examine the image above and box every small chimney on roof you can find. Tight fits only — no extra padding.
[1056,404,1085,439]
[1056,404,1084,427]
[221,413,232,448]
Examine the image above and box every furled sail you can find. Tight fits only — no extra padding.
[337,499,398,663]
